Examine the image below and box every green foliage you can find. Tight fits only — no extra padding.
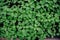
[0,0,60,40]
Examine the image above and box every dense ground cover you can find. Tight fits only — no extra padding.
[0,0,60,40]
